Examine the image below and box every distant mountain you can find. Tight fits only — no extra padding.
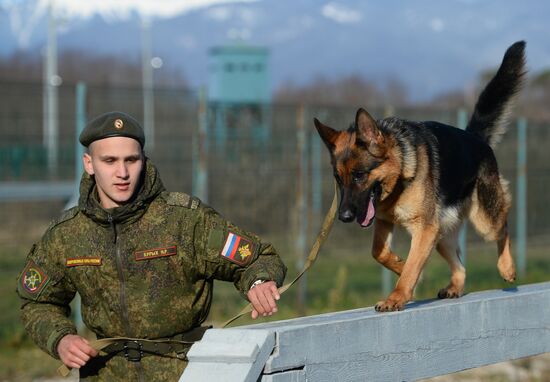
[1,0,549,101]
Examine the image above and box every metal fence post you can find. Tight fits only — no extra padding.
[457,108,468,265]
[310,110,325,223]
[295,105,309,314]
[44,1,59,179]
[75,82,86,182]
[141,18,155,150]
[516,117,527,278]
[66,82,86,209]
[193,88,209,202]
[382,105,394,296]
[70,81,87,332]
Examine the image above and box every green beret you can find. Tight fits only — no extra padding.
[79,111,145,147]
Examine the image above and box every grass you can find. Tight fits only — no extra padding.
[0,245,64,381]
[209,228,550,326]
[2,229,550,380]
[0,246,28,344]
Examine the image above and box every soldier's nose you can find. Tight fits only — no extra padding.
[116,164,129,179]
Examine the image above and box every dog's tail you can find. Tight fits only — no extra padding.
[466,41,526,149]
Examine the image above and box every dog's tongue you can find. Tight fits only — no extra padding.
[359,197,376,227]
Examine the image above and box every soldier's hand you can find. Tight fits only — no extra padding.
[57,334,98,369]
[247,280,280,319]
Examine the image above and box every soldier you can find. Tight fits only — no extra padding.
[16,111,287,381]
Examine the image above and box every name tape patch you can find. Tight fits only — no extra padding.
[135,246,177,261]
[220,232,255,266]
[66,257,102,267]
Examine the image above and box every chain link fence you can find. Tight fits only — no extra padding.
[1,81,550,242]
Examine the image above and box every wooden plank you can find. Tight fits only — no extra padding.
[257,282,550,381]
[180,328,275,382]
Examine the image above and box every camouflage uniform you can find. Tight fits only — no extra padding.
[16,160,287,381]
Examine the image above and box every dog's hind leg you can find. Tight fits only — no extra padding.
[436,227,466,299]
[469,171,516,283]
[496,222,515,282]
[371,219,405,275]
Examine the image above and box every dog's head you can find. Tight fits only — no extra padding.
[314,108,401,228]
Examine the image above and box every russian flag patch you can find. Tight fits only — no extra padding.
[220,231,256,266]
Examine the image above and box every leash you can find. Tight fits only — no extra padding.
[221,180,338,328]
[58,182,338,376]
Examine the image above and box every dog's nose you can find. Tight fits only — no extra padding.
[339,210,355,223]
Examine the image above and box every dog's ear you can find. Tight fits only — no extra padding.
[314,118,339,151]
[355,108,385,157]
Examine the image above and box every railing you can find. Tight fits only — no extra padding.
[181,282,550,381]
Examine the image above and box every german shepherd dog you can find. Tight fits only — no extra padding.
[314,41,526,312]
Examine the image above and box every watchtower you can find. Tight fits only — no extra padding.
[207,45,271,146]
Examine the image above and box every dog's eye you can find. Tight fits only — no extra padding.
[352,171,366,183]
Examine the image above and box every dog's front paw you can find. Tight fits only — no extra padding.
[375,293,407,312]
[437,285,463,299]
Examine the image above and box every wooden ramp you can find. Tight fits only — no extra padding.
[181,282,550,381]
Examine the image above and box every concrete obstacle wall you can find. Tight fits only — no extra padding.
[181,282,550,381]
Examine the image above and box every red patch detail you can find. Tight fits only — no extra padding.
[134,246,177,261]
[21,260,49,294]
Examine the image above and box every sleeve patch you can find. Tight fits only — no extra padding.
[219,231,257,266]
[19,260,50,297]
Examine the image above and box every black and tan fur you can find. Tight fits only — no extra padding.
[315,41,526,311]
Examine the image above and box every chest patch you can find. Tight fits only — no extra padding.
[66,257,102,267]
[135,246,177,261]
[220,232,256,266]
[20,260,49,295]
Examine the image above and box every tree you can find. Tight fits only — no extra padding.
[0,49,187,88]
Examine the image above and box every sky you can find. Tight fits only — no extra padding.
[1,0,549,100]
[1,0,253,18]
[1,0,257,47]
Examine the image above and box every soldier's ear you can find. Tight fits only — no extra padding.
[83,153,94,176]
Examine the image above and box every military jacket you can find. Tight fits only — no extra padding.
[16,160,286,379]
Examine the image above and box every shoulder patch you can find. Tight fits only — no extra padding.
[46,207,78,232]
[162,192,200,209]
[19,260,50,298]
[219,231,257,266]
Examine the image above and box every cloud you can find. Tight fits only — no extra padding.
[429,17,445,32]
[321,2,362,24]
[205,5,233,21]
[2,0,260,48]
[267,15,315,44]
[3,0,47,47]
[205,4,259,25]
[177,34,198,50]
[3,0,260,20]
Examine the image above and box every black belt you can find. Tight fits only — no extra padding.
[102,326,211,362]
